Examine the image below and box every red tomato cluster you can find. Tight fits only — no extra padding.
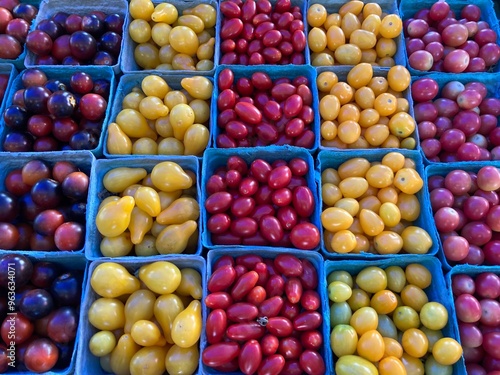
[203,254,325,375]
[219,0,306,65]
[205,155,320,250]
[216,69,315,148]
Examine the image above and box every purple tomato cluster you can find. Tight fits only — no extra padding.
[0,254,82,373]
[429,166,500,265]
[0,0,37,59]
[405,2,500,72]
[205,155,320,249]
[203,254,325,374]
[0,159,89,251]
[452,272,500,374]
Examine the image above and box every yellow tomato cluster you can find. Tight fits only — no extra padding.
[307,0,402,66]
[329,264,462,375]
[88,261,202,375]
[321,152,432,255]
[318,64,416,149]
[129,0,216,70]
[96,162,199,257]
[107,75,211,156]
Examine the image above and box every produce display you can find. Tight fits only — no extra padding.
[452,271,500,374]
[403,2,500,72]
[25,10,124,66]
[307,1,402,67]
[219,0,306,65]
[128,0,216,71]
[319,64,416,149]
[0,1,38,59]
[107,75,211,156]
[0,254,83,373]
[204,155,320,249]
[95,161,199,257]
[321,152,432,255]
[215,68,315,148]
[428,166,500,265]
[413,77,500,162]
[2,68,111,152]
[0,158,89,251]
[203,253,325,374]
[329,263,462,374]
[87,261,202,375]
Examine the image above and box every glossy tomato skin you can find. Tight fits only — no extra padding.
[24,338,59,373]
[1,312,34,345]
[239,339,262,374]
[202,342,240,367]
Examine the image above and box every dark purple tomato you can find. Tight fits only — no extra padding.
[44,79,67,93]
[50,272,81,306]
[24,86,51,114]
[64,14,82,33]
[0,191,18,221]
[19,193,43,222]
[36,19,62,40]
[31,178,62,209]
[69,201,86,222]
[51,11,69,28]
[22,69,47,88]
[12,3,37,22]
[0,7,13,33]
[92,50,115,65]
[3,105,29,129]
[52,34,72,62]
[55,341,73,368]
[28,114,54,137]
[33,136,60,152]
[24,338,59,373]
[3,131,34,152]
[26,30,53,56]
[0,34,21,58]
[79,93,106,120]
[33,209,65,236]
[104,13,123,33]
[13,88,25,107]
[92,79,110,99]
[31,261,60,288]
[99,31,122,56]
[90,11,106,21]
[0,253,33,288]
[61,171,89,200]
[47,306,78,343]
[30,233,56,250]
[5,168,31,196]
[35,55,59,65]
[47,90,76,118]
[69,31,97,60]
[69,72,93,94]
[52,118,79,142]
[6,18,30,43]
[20,289,54,319]
[81,14,104,37]
[69,129,99,150]
[54,222,84,251]
[0,222,19,249]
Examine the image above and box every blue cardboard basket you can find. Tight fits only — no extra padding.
[75,255,206,375]
[24,0,128,74]
[0,66,116,157]
[411,72,500,165]
[307,0,406,69]
[316,66,419,153]
[86,156,201,260]
[324,255,466,375]
[103,73,213,159]
[203,248,329,375]
[0,63,17,118]
[8,252,88,375]
[211,64,319,152]
[121,0,219,76]
[0,0,40,70]
[426,161,500,270]
[0,150,95,256]
[201,146,322,251]
[317,149,440,259]
[218,0,310,66]
[400,0,500,75]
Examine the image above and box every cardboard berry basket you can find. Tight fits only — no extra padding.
[0,63,17,118]
[202,248,329,374]
[316,65,419,153]
[0,150,95,257]
[399,0,500,75]
[211,64,320,153]
[0,66,116,157]
[306,0,406,69]
[201,146,322,251]
[317,148,440,259]
[102,73,214,159]
[425,161,500,270]
[85,156,202,260]
[1,251,88,375]
[75,255,206,375]
[24,0,128,74]
[121,0,219,76]
[324,255,466,375]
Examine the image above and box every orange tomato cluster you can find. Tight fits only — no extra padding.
[329,264,463,375]
[307,0,402,66]
[318,64,416,149]
[321,152,432,255]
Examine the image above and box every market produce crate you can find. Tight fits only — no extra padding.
[202,248,329,374]
[0,63,17,117]
[324,255,466,375]
[211,64,319,152]
[400,0,500,75]
[0,150,95,256]
[121,0,219,76]
[1,251,88,375]
[24,0,128,74]
[86,156,201,259]
[316,65,419,152]
[317,149,440,259]
[0,66,116,157]
[426,161,500,270]
[75,255,206,375]
[307,0,405,68]
[0,0,41,70]
[201,146,321,251]
[103,73,213,159]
